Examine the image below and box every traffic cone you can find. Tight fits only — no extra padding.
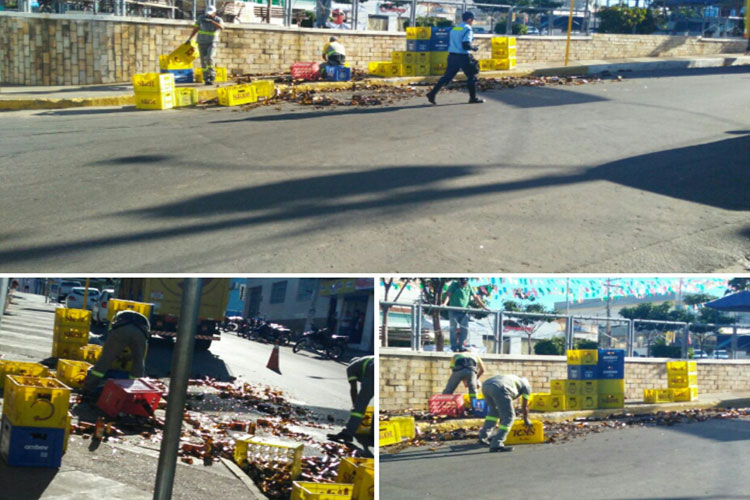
[266,341,281,374]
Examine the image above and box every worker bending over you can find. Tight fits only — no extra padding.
[479,374,532,453]
[327,355,374,444]
[443,348,485,400]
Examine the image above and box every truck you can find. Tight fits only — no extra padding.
[116,278,231,351]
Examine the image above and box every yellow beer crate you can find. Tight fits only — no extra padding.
[379,421,401,446]
[493,57,517,70]
[54,308,91,329]
[291,482,354,500]
[53,324,90,344]
[491,46,517,58]
[430,64,447,76]
[666,361,697,376]
[233,438,303,479]
[581,394,598,410]
[598,393,625,409]
[390,416,415,440]
[415,63,430,76]
[134,90,175,111]
[392,51,415,65]
[644,388,674,403]
[53,339,88,360]
[251,80,276,100]
[549,394,566,411]
[355,406,374,435]
[352,464,374,500]
[174,88,199,107]
[195,66,228,83]
[159,54,193,70]
[550,379,566,394]
[505,419,544,445]
[56,359,92,390]
[478,59,495,72]
[167,41,200,66]
[565,380,582,396]
[430,51,449,65]
[368,61,386,75]
[0,361,49,392]
[565,394,582,410]
[63,412,72,453]
[78,344,102,363]
[107,299,153,323]
[528,393,551,412]
[491,36,516,48]
[567,349,598,365]
[580,380,598,396]
[399,64,416,77]
[597,379,625,394]
[217,84,258,107]
[413,52,430,65]
[132,73,175,93]
[671,386,698,402]
[668,373,698,388]
[3,376,71,429]
[405,26,431,40]
[336,457,374,484]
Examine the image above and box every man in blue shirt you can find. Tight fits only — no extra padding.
[426,11,484,105]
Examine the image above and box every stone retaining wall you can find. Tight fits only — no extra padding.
[379,349,750,411]
[0,12,745,85]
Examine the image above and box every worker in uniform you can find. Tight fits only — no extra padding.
[82,310,150,395]
[426,11,484,105]
[478,374,532,452]
[327,355,374,445]
[187,5,225,85]
[443,348,485,400]
[441,278,489,352]
[321,36,346,76]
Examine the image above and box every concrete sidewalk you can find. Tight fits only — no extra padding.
[410,391,750,434]
[1,53,748,111]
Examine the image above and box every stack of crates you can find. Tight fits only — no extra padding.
[53,308,91,360]
[0,376,71,467]
[133,73,176,111]
[159,41,199,83]
[336,457,374,500]
[487,36,517,71]
[644,361,698,403]
[597,349,626,409]
[194,67,229,84]
[233,437,303,479]
[0,361,49,393]
[369,26,451,77]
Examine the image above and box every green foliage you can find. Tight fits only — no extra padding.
[650,337,682,358]
[513,23,529,35]
[597,6,661,34]
[727,278,750,292]
[404,16,453,28]
[494,20,508,34]
[575,340,599,349]
[300,10,315,27]
[534,337,565,355]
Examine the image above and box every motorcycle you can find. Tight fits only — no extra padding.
[252,320,292,346]
[219,316,243,333]
[293,327,348,360]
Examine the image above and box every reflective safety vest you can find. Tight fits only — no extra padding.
[324,41,346,58]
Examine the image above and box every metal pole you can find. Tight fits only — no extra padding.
[153,279,203,500]
[627,319,634,357]
[0,278,9,329]
[498,311,505,354]
[494,311,501,354]
[192,0,197,20]
[565,315,573,351]
[416,302,423,351]
[681,324,689,359]
[352,0,358,30]
[304,279,320,332]
[410,304,417,351]
[583,0,590,34]
[731,325,738,360]
[83,277,90,311]
[410,0,416,27]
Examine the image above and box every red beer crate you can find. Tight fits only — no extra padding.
[291,62,320,81]
[428,394,465,417]
[97,379,162,417]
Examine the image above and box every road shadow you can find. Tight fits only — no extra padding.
[210,103,437,124]
[381,443,486,462]
[0,133,748,265]
[3,85,131,95]
[145,337,233,381]
[36,106,138,116]
[657,416,750,443]
[648,36,690,57]
[0,462,57,498]
[597,64,750,81]
[92,154,174,165]
[483,85,608,108]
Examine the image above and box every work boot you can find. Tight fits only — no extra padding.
[489,445,514,452]
[327,431,354,443]
[478,437,491,446]
[468,97,485,104]
[426,91,436,105]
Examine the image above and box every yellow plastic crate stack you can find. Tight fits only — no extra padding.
[430,51,448,76]
[489,36,517,71]
[159,41,199,70]
[132,73,176,111]
[336,457,375,500]
[106,299,152,323]
[233,437,303,479]
[53,308,92,360]
[0,361,49,393]
[644,361,698,403]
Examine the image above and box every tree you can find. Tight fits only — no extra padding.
[380,278,412,347]
[727,278,750,293]
[597,6,661,34]
[419,279,451,352]
[502,300,554,354]
[534,336,565,355]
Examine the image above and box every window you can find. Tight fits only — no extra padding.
[270,281,287,304]
[296,279,317,302]
[239,284,246,302]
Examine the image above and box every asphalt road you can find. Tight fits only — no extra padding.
[380,416,750,500]
[1,67,748,272]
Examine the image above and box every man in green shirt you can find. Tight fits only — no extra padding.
[441,278,488,351]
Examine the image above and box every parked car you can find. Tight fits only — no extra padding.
[712,349,729,359]
[91,289,115,325]
[65,287,100,311]
[525,26,541,35]
[693,349,708,359]
[57,280,82,302]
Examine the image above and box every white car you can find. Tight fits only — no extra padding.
[712,349,729,359]
[91,289,115,325]
[57,280,82,302]
[65,287,100,311]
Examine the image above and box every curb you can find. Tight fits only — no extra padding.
[414,396,750,433]
[2,56,747,111]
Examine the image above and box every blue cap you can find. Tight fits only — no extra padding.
[462,11,475,21]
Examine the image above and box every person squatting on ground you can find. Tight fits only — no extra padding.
[443,349,485,400]
[82,310,150,395]
[426,11,484,105]
[187,6,224,85]
[478,374,532,453]
[441,278,489,352]
[327,355,374,443]
[321,36,346,76]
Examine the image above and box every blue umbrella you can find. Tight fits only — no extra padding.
[705,291,750,312]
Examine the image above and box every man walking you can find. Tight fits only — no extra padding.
[441,278,488,352]
[82,310,150,395]
[426,11,484,105]
[327,355,374,445]
[187,6,224,85]
[443,348,485,401]
[479,374,532,453]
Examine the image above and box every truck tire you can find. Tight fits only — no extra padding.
[195,339,212,351]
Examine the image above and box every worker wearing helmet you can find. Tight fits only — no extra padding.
[187,6,225,85]
[479,374,532,452]
[426,11,484,105]
[327,355,374,445]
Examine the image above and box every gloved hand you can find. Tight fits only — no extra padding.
[524,417,532,427]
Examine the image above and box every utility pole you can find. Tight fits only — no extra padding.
[602,278,624,348]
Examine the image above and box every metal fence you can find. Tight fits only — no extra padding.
[380,300,750,360]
